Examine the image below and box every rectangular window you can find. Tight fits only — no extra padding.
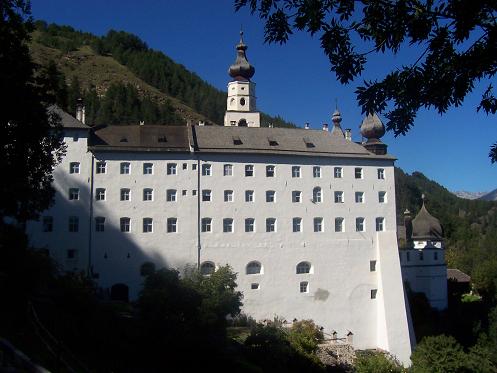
[224,190,233,202]
[96,161,106,174]
[300,281,309,293]
[335,217,344,232]
[434,252,439,260]
[67,249,77,259]
[143,163,153,175]
[419,252,424,261]
[312,188,322,203]
[355,192,364,203]
[192,164,197,170]
[202,164,212,176]
[223,218,233,233]
[69,188,79,200]
[334,191,344,203]
[355,167,363,179]
[407,252,410,261]
[167,163,177,175]
[245,218,255,232]
[202,190,211,202]
[370,260,377,272]
[378,191,387,203]
[95,217,105,232]
[245,165,254,177]
[192,190,197,196]
[245,190,254,202]
[313,166,321,178]
[293,217,302,232]
[166,189,177,202]
[376,217,385,232]
[120,217,130,232]
[314,217,323,232]
[167,218,177,233]
[266,190,275,203]
[292,191,302,203]
[143,218,153,233]
[334,167,342,178]
[266,165,275,177]
[68,216,79,232]
[377,168,385,180]
[356,217,365,232]
[182,163,188,170]
[371,289,378,299]
[223,164,233,176]
[143,188,153,201]
[95,188,106,201]
[266,218,276,232]
[182,190,187,196]
[120,188,130,201]
[69,162,80,174]
[251,283,260,290]
[42,216,53,232]
[120,162,130,174]
[292,166,301,178]
[201,218,212,232]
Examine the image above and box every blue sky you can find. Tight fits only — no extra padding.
[31,0,496,193]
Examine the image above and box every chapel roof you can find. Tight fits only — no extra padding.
[411,200,444,241]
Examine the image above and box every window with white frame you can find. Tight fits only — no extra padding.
[266,190,275,202]
[314,217,323,232]
[120,217,130,232]
[292,191,302,203]
[167,163,177,175]
[376,217,385,231]
[335,217,344,232]
[223,218,233,233]
[167,218,177,233]
[371,289,378,299]
[266,218,276,232]
[293,217,302,232]
[334,191,344,203]
[42,216,53,232]
[245,190,254,202]
[68,216,79,232]
[69,162,80,174]
[378,191,387,203]
[266,165,275,177]
[143,188,153,201]
[201,218,212,232]
[69,188,79,200]
[370,260,377,272]
[292,166,301,178]
[95,188,106,201]
[223,164,233,176]
[377,168,385,179]
[245,164,254,177]
[120,162,130,174]
[143,218,153,233]
[120,188,130,201]
[166,189,177,202]
[356,217,365,232]
[296,261,311,274]
[313,166,321,178]
[355,192,364,203]
[202,190,211,202]
[224,190,233,202]
[300,281,309,293]
[200,262,215,276]
[355,167,363,179]
[334,167,343,178]
[245,218,255,232]
[96,161,106,174]
[95,217,105,232]
[246,261,262,275]
[312,187,322,203]
[202,164,212,176]
[143,163,153,175]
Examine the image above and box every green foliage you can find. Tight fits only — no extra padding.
[287,320,324,356]
[355,350,404,373]
[411,335,468,373]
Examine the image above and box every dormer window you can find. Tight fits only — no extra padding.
[268,137,278,146]
[233,136,243,145]
[304,137,315,148]
[120,137,128,143]
[158,136,167,143]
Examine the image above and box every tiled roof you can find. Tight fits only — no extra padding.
[48,105,88,129]
[447,268,471,282]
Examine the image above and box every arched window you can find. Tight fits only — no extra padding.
[246,261,262,275]
[238,118,247,126]
[312,187,322,203]
[296,261,311,274]
[200,261,215,275]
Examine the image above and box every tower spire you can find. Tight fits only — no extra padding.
[228,29,255,81]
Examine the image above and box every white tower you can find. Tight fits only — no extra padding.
[224,31,260,127]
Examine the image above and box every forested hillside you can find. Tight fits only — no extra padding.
[30,21,296,128]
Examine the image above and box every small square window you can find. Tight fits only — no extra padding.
[376,217,384,232]
[378,191,387,203]
[245,190,254,202]
[371,289,378,299]
[182,190,187,196]
[192,190,197,196]
[202,164,212,176]
[355,167,363,179]
[95,217,105,232]
[334,191,344,203]
[120,188,130,201]
[377,168,385,180]
[69,188,80,200]
[335,217,344,232]
[167,218,177,233]
[67,249,77,259]
[192,164,197,170]
[266,191,275,203]
[266,218,276,232]
[96,188,106,201]
[143,218,153,233]
[143,188,153,201]
[202,190,211,202]
[292,166,301,178]
[370,260,377,272]
[167,189,177,202]
[224,190,234,202]
[313,217,323,232]
[245,218,255,232]
[300,281,309,293]
[42,216,53,232]
[143,163,153,175]
[120,162,130,174]
[356,217,365,232]
[68,216,79,232]
[334,167,342,178]
[182,163,188,170]
[245,165,254,177]
[201,218,212,232]
[251,283,260,290]
[167,163,177,175]
[355,192,364,203]
[69,162,80,174]
[292,191,302,203]
[120,217,130,232]
[224,164,233,176]
[266,165,275,177]
[96,161,106,174]
[293,217,302,232]
[223,218,233,233]
[313,166,321,178]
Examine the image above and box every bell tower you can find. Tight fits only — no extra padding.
[224,31,261,127]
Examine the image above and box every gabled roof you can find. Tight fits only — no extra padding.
[48,105,88,129]
[447,269,471,283]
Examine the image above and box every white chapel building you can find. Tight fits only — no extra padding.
[26,34,413,364]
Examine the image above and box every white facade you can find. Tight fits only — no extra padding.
[224,81,260,127]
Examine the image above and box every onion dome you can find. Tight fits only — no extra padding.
[228,31,255,81]
[331,109,344,137]
[360,113,385,140]
[412,197,444,241]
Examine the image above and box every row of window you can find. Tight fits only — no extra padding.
[400,251,439,261]
[70,161,386,180]
[68,187,387,204]
[42,216,386,233]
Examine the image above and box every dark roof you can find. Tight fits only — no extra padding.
[411,202,444,241]
[193,125,395,159]
[89,125,190,152]
[447,269,471,282]
[48,105,88,129]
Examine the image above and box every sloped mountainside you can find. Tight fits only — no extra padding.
[480,188,497,201]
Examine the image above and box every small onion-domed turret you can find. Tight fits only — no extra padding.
[412,197,444,241]
[360,113,385,140]
[331,109,344,137]
[228,31,255,81]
